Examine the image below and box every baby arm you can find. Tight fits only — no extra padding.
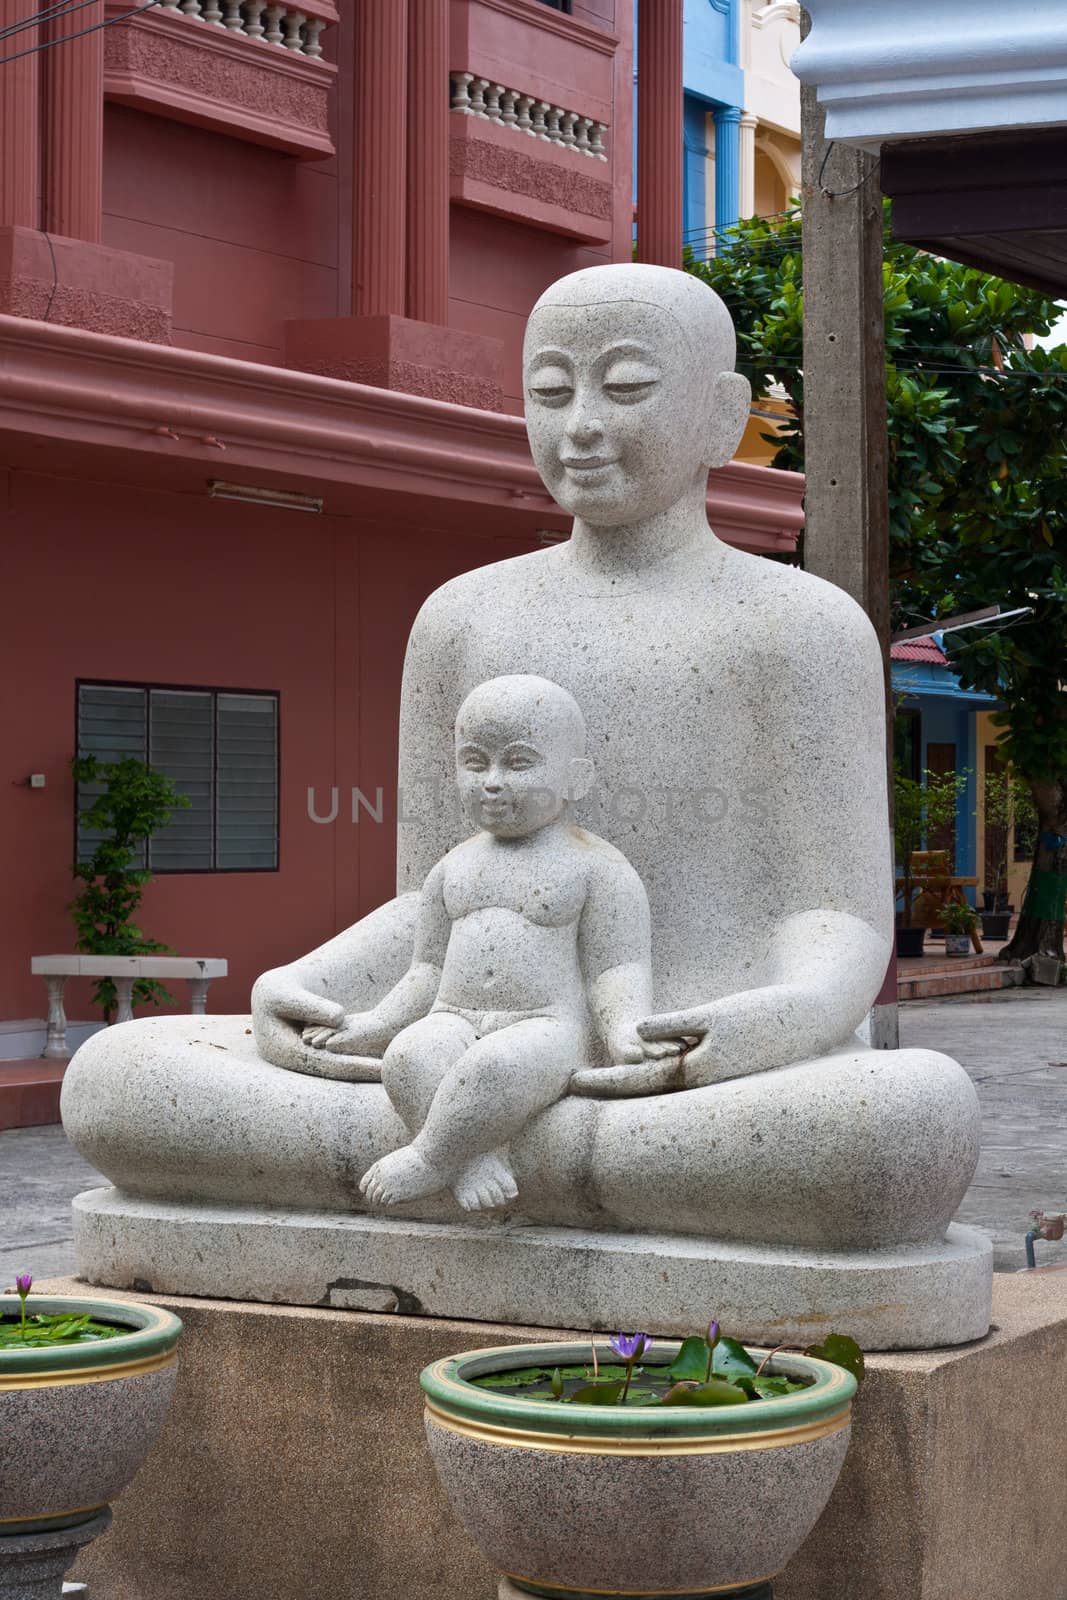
[303,864,450,1055]
[579,854,684,1064]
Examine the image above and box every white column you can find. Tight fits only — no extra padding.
[739,111,758,220]
[187,978,211,1015]
[113,977,135,1025]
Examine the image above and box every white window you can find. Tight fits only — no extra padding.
[76,683,279,872]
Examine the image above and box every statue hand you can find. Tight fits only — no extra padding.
[606,1020,686,1064]
[251,967,346,1069]
[638,985,824,1088]
[302,1013,385,1056]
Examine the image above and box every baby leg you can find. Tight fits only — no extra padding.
[360,1013,476,1207]
[414,1016,579,1201]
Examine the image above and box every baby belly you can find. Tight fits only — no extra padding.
[437,909,583,1013]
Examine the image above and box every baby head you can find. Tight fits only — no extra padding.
[455,675,594,839]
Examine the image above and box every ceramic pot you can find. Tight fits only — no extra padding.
[895,924,925,957]
[981,912,1011,942]
[944,933,972,956]
[422,1340,855,1600]
[0,1295,181,1539]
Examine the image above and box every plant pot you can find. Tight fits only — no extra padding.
[422,1340,855,1600]
[981,912,1012,942]
[0,1295,181,1590]
[895,925,926,958]
[944,933,972,956]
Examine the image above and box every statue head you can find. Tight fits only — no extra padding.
[522,263,751,528]
[455,675,594,839]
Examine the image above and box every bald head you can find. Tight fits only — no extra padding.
[455,676,593,838]
[528,263,737,377]
[456,675,586,755]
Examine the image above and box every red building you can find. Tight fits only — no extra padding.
[0,0,802,1033]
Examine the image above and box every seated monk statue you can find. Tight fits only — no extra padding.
[62,263,987,1342]
[306,673,680,1213]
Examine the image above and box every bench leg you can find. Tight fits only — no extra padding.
[187,978,211,1016]
[41,976,70,1060]
[113,977,135,1026]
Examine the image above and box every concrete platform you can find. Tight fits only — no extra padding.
[69,1188,994,1351]
[42,1272,1067,1600]
[0,1059,65,1131]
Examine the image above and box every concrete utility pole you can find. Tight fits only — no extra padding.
[799,33,899,1047]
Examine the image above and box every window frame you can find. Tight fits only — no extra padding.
[74,677,281,876]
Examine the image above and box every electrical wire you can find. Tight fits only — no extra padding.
[0,0,110,44]
[0,0,158,66]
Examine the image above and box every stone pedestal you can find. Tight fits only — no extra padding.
[41,1274,1067,1600]
[71,1187,992,1351]
[285,314,504,410]
[0,1512,110,1600]
[0,227,172,343]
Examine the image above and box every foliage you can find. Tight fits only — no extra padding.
[981,767,1037,904]
[70,755,190,1020]
[942,900,979,935]
[471,1319,864,1408]
[688,206,1067,956]
[892,767,971,926]
[0,1312,126,1350]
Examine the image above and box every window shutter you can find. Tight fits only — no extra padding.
[148,690,215,871]
[216,693,279,869]
[76,685,148,866]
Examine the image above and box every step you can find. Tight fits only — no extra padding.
[898,962,1022,1003]
[0,1059,66,1131]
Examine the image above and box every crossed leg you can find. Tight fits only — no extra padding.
[359,1014,579,1211]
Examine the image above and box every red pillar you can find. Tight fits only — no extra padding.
[405,0,450,326]
[0,0,39,228]
[352,0,408,317]
[43,0,103,241]
[635,0,683,268]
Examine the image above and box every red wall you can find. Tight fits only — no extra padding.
[1,471,535,1023]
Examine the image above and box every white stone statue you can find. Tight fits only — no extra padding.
[62,263,990,1348]
[308,674,678,1212]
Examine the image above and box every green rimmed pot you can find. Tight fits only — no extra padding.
[1,1294,181,1563]
[421,1340,855,1600]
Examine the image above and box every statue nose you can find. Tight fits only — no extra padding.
[567,410,604,445]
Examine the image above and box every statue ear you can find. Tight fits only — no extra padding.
[705,370,751,469]
[568,757,594,803]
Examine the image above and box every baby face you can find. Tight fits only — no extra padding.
[455,716,578,839]
[523,302,710,527]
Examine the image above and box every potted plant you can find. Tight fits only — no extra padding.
[893,765,969,958]
[980,768,1034,941]
[421,1321,862,1600]
[942,900,978,956]
[0,1276,181,1592]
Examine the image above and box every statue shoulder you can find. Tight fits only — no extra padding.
[741,559,883,673]
[410,546,559,642]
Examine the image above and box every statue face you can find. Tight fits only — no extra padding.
[523,302,711,526]
[455,723,575,839]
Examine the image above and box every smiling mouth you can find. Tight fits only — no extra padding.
[561,457,618,472]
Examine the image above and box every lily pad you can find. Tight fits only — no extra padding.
[659,1378,750,1407]
[569,1381,626,1405]
[668,1336,712,1382]
[806,1334,865,1387]
[711,1337,759,1381]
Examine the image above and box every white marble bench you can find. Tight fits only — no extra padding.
[30,956,228,1060]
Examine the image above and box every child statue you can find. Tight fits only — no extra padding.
[302,674,680,1212]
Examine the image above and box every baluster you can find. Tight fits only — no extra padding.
[531,100,550,139]
[41,977,69,1062]
[283,9,305,48]
[560,110,578,149]
[222,0,243,28]
[304,16,323,56]
[451,71,474,113]
[544,105,562,143]
[264,3,284,43]
[575,116,593,156]
[469,77,489,118]
[483,83,504,122]
[159,0,181,10]
[180,0,202,17]
[500,87,518,128]
[201,0,223,25]
[516,94,534,135]
[590,123,607,160]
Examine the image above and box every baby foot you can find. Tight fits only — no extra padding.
[452,1150,519,1212]
[359,1146,448,1207]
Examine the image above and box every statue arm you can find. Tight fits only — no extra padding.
[580,856,685,1065]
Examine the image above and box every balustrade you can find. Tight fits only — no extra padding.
[157,0,327,57]
[449,71,607,159]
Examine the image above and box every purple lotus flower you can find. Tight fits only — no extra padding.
[609,1332,649,1363]
[707,1319,720,1347]
[15,1275,32,1297]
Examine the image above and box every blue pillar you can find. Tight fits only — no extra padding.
[713,104,741,236]
[683,96,708,258]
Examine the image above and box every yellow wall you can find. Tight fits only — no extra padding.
[975,710,1031,908]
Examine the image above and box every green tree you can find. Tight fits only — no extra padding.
[688,208,1067,962]
[71,756,191,1020]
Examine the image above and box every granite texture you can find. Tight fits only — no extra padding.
[426,1415,849,1595]
[0,1365,176,1531]
[70,1190,993,1350]
[0,1511,111,1600]
[61,262,987,1342]
[40,1275,1067,1600]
